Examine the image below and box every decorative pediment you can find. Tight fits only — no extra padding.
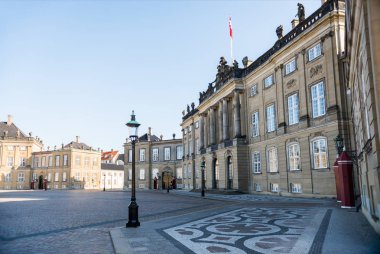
[309,64,323,79]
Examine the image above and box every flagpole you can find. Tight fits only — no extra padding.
[229,17,234,64]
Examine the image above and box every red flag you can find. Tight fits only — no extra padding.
[229,17,233,40]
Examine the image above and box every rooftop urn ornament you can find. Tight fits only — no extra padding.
[276,25,284,39]
[187,104,190,113]
[242,56,248,68]
[191,102,195,111]
[233,60,239,69]
[297,3,305,22]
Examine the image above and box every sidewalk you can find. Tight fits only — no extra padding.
[110,190,380,254]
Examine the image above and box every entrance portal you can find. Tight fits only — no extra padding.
[38,175,44,189]
[162,172,173,190]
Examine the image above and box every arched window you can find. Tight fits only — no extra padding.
[267,147,278,173]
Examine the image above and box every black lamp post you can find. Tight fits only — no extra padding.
[103,174,106,191]
[126,110,141,228]
[201,160,205,197]
[334,134,344,156]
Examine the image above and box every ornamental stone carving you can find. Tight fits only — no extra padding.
[286,78,297,88]
[309,64,323,78]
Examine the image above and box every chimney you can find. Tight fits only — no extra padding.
[291,19,299,29]
[173,133,176,140]
[111,148,113,152]
[7,115,13,126]
[160,134,163,140]
[76,136,80,143]
[148,127,152,141]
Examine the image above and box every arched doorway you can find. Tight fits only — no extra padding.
[162,170,173,190]
[226,156,233,189]
[38,175,44,189]
[212,158,219,189]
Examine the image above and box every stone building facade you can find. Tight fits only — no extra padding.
[181,0,348,197]
[31,136,101,190]
[124,128,183,190]
[344,0,380,233]
[0,115,44,190]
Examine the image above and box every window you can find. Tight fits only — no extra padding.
[251,111,259,137]
[176,168,183,179]
[48,173,52,182]
[285,59,296,75]
[84,157,90,167]
[189,125,192,133]
[288,143,300,171]
[196,139,200,154]
[17,172,24,182]
[7,157,14,167]
[312,138,328,169]
[252,152,261,173]
[184,165,187,179]
[176,146,183,160]
[20,146,26,151]
[33,173,37,180]
[184,128,187,134]
[139,149,145,162]
[62,172,67,182]
[152,148,159,162]
[128,149,132,162]
[54,172,59,182]
[308,43,322,61]
[19,157,26,167]
[270,183,279,192]
[266,104,276,132]
[268,148,278,173]
[195,121,199,128]
[55,155,60,167]
[63,155,68,166]
[75,156,81,166]
[164,147,171,161]
[48,156,53,167]
[254,183,262,192]
[93,158,98,167]
[139,169,145,180]
[189,139,193,155]
[264,74,274,88]
[288,93,299,125]
[8,146,14,151]
[311,82,326,118]
[128,169,132,180]
[5,173,11,182]
[41,156,46,167]
[34,157,39,168]
[291,183,302,193]
[250,83,258,96]
[75,172,80,181]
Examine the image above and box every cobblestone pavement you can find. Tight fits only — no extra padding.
[0,190,228,254]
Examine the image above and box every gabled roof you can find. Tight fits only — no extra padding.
[0,122,27,138]
[64,141,91,150]
[101,150,119,160]
[138,133,161,142]
[101,163,124,171]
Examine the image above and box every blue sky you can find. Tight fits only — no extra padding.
[0,0,321,152]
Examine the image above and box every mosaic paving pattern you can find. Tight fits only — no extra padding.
[164,208,325,254]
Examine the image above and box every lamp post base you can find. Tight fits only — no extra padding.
[126,201,140,227]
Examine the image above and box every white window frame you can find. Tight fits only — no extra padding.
[48,156,53,167]
[264,74,274,88]
[288,143,301,171]
[176,146,183,160]
[41,156,46,167]
[164,147,171,161]
[267,147,278,173]
[176,168,182,179]
[308,43,322,61]
[84,157,90,167]
[139,169,145,180]
[291,183,302,193]
[8,146,14,151]
[254,183,262,192]
[128,149,132,162]
[128,169,132,180]
[252,152,261,173]
[285,58,296,75]
[196,139,200,155]
[266,104,276,132]
[63,155,68,166]
[139,149,145,162]
[75,172,80,181]
[62,172,67,182]
[7,157,14,167]
[75,156,81,166]
[311,137,328,169]
[288,93,299,125]
[311,81,326,118]
[34,157,39,168]
[19,157,26,167]
[54,172,59,182]
[195,121,199,128]
[20,146,26,151]
[271,183,279,192]
[5,173,11,182]
[152,148,159,162]
[251,111,259,137]
[17,172,24,182]
[55,155,60,167]
[250,83,258,96]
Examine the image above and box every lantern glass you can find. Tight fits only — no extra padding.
[126,111,140,139]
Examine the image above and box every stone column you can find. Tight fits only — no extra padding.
[223,98,229,140]
[233,90,241,138]
[199,114,204,149]
[218,101,223,143]
[209,107,216,145]
[204,113,209,147]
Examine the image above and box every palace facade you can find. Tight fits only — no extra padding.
[124,128,183,190]
[181,0,348,197]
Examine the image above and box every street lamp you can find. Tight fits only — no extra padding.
[126,110,141,228]
[103,174,106,191]
[334,134,344,156]
[201,160,205,197]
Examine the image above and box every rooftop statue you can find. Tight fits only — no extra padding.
[276,25,283,39]
[297,3,305,22]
